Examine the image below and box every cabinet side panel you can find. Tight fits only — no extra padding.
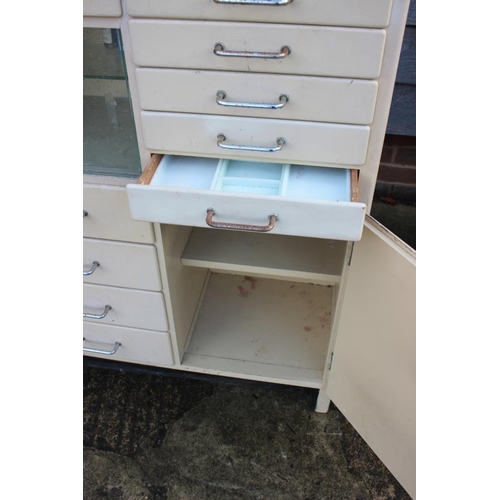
[160,225,209,361]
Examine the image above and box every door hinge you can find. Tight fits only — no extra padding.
[328,352,334,370]
[348,243,355,266]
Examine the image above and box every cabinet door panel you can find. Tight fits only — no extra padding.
[327,216,416,498]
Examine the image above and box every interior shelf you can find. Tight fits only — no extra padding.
[181,228,347,285]
[182,273,334,387]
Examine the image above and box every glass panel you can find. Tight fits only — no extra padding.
[83,28,141,177]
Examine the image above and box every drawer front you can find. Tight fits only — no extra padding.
[83,239,162,291]
[83,284,169,331]
[83,0,122,17]
[129,20,386,79]
[83,322,174,367]
[126,0,394,29]
[136,69,378,125]
[141,112,370,167]
[128,185,366,241]
[83,184,155,243]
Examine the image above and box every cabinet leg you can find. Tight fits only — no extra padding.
[315,388,331,413]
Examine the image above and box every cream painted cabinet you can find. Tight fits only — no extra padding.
[83,1,415,497]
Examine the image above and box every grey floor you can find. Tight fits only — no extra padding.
[83,199,415,500]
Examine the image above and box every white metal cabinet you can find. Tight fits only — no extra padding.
[83,0,415,497]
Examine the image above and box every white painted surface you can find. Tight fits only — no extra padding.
[84,184,155,243]
[184,273,333,383]
[181,228,347,285]
[327,217,416,498]
[126,0,394,29]
[129,20,386,79]
[83,322,174,366]
[83,238,162,291]
[128,180,366,241]
[83,0,121,17]
[140,112,370,166]
[83,283,169,331]
[136,69,379,125]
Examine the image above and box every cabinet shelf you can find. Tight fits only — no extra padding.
[182,272,334,387]
[181,228,346,285]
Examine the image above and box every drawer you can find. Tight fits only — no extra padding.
[83,0,122,17]
[136,69,378,125]
[127,155,366,241]
[84,184,155,243]
[126,0,394,29]
[141,112,370,167]
[83,284,169,331]
[129,20,386,79]
[83,322,174,367]
[83,239,162,291]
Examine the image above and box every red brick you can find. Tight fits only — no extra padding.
[383,134,416,147]
[394,146,416,166]
[381,146,395,163]
[377,164,416,185]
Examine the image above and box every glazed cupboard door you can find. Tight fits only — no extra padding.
[326,216,416,499]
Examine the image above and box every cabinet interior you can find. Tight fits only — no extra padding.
[160,223,346,387]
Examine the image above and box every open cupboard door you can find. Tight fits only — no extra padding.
[326,215,416,498]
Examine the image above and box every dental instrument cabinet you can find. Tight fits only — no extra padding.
[83,1,416,497]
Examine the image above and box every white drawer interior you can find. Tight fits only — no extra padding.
[150,155,353,202]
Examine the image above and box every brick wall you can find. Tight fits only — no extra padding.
[375,134,416,202]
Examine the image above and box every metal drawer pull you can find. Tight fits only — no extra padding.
[216,91,288,110]
[83,261,100,276]
[217,134,285,153]
[206,209,278,232]
[83,210,88,217]
[83,339,121,355]
[214,0,293,5]
[83,304,112,319]
[214,43,291,59]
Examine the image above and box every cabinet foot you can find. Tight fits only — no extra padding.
[315,388,331,413]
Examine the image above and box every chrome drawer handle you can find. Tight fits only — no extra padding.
[214,43,291,59]
[83,261,100,276]
[216,91,289,110]
[213,0,293,5]
[206,209,278,232]
[83,304,112,319]
[83,338,121,355]
[217,134,285,153]
[83,210,88,217]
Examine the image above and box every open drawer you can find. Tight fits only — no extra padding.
[127,154,366,241]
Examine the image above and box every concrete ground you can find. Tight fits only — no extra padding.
[83,199,415,500]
